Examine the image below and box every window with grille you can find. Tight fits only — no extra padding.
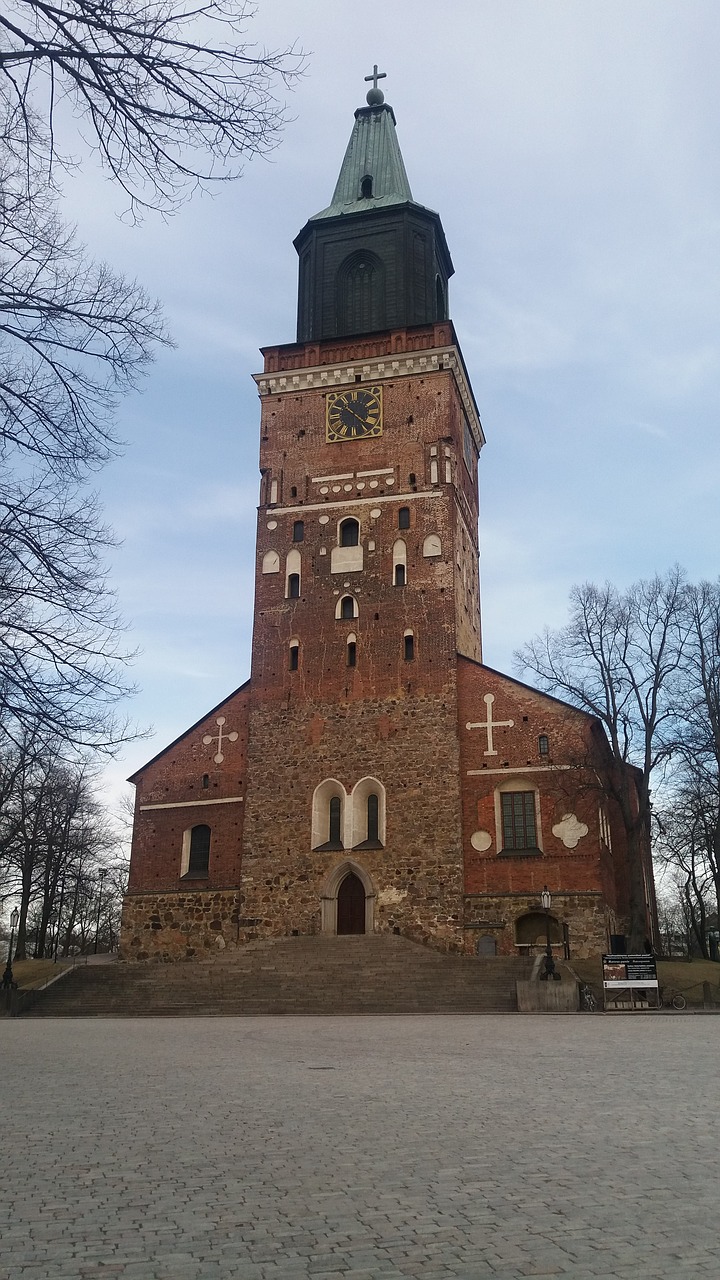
[501,793,537,851]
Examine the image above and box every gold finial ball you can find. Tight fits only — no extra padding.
[366,87,385,106]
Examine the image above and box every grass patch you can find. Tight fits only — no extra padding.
[571,955,720,1006]
[9,959,73,990]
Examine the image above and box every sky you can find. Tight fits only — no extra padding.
[55,1,720,807]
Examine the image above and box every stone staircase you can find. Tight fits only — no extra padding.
[21,935,533,1017]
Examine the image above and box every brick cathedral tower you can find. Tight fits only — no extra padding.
[123,74,656,961]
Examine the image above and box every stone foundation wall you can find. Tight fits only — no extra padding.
[463,892,620,959]
[121,890,243,962]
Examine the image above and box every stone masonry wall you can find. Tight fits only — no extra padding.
[121,890,242,961]
[463,892,615,959]
[240,692,465,951]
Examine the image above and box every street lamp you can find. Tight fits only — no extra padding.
[2,907,20,991]
[540,886,559,981]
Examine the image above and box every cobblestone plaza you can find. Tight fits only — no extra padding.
[2,1015,717,1279]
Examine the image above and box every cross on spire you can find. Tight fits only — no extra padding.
[364,64,387,92]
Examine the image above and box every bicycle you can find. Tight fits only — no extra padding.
[580,983,598,1012]
[658,987,687,1010]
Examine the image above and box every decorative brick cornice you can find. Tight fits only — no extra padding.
[253,344,485,452]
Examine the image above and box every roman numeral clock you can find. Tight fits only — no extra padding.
[326,386,383,442]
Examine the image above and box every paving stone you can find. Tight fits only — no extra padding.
[1,1015,719,1280]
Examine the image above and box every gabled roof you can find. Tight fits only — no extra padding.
[310,102,421,221]
[127,679,250,784]
[458,654,603,724]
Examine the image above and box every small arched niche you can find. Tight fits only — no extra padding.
[423,534,442,558]
[262,550,280,574]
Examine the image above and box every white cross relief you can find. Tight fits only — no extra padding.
[466,694,514,757]
[203,716,238,765]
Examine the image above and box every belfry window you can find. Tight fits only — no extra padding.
[501,792,538,851]
[404,631,414,662]
[288,573,300,599]
[340,518,359,547]
[289,642,299,671]
[341,596,355,620]
[394,564,406,587]
[293,520,304,542]
[360,175,373,198]
[338,250,385,335]
[398,507,410,530]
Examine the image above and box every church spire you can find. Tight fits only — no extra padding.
[310,69,413,222]
[293,72,453,344]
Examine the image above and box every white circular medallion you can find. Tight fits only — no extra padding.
[319,515,329,525]
[386,477,395,486]
[370,508,382,519]
[267,520,277,530]
[320,486,329,495]
[471,831,493,852]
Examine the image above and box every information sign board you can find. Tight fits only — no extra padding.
[601,954,658,1009]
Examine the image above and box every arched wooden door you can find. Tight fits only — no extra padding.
[337,872,365,935]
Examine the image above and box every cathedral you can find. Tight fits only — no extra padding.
[122,74,657,963]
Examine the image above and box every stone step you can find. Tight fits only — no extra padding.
[23,935,533,1017]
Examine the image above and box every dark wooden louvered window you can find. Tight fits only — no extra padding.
[394,564,406,587]
[187,824,210,876]
[293,521,304,542]
[398,507,410,529]
[501,793,537,851]
[288,573,300,599]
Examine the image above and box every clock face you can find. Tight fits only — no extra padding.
[326,386,383,442]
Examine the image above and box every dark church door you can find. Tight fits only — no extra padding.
[337,873,365,934]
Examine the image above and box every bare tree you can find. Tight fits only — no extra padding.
[0,0,302,216]
[516,569,688,950]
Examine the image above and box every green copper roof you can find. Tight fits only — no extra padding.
[311,103,414,221]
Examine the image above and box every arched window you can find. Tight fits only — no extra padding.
[398,507,410,530]
[340,518,359,547]
[289,642,299,671]
[336,594,358,621]
[182,824,211,878]
[538,734,549,756]
[286,548,301,598]
[392,538,407,587]
[347,638,357,667]
[367,794,379,843]
[360,174,373,198]
[350,777,386,850]
[292,520,304,542]
[312,780,346,852]
[338,250,385,335]
[404,631,414,662]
